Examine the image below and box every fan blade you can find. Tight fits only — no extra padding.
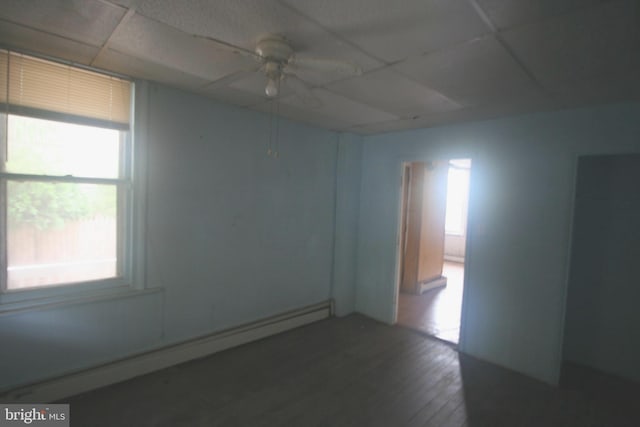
[207,66,262,89]
[287,56,362,76]
[191,34,261,61]
[284,74,322,108]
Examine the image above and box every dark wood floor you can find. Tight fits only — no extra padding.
[65,315,639,426]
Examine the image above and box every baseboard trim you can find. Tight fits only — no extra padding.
[418,276,447,294]
[2,300,332,403]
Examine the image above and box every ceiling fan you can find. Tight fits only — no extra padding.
[253,34,362,101]
[201,33,363,106]
[193,32,362,157]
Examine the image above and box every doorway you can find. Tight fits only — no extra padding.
[396,159,471,344]
[562,154,640,382]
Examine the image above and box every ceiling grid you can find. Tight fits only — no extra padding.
[0,0,637,133]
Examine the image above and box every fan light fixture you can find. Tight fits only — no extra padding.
[263,61,282,98]
[265,77,279,97]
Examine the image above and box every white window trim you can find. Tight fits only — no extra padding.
[0,67,149,312]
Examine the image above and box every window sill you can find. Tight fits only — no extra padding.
[0,285,162,317]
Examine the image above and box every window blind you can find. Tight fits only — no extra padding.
[0,49,131,129]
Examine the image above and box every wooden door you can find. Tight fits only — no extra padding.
[399,161,448,293]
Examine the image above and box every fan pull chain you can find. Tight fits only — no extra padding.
[266,76,282,159]
[267,97,274,157]
[273,76,281,159]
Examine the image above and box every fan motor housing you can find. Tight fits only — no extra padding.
[255,35,293,63]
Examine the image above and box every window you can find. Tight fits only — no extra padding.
[444,159,471,236]
[0,50,133,293]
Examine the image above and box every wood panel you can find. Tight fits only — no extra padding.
[417,161,448,284]
[400,162,425,293]
[400,161,448,293]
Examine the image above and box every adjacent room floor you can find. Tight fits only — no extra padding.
[397,261,464,343]
[65,314,639,427]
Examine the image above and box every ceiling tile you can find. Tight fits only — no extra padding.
[229,72,295,99]
[346,114,477,135]
[475,0,607,30]
[135,0,295,48]
[502,1,640,88]
[327,68,462,117]
[1,0,634,136]
[552,71,640,107]
[348,101,557,134]
[133,0,382,84]
[93,48,211,89]
[281,88,397,126]
[250,87,397,130]
[414,102,557,128]
[393,36,547,107]
[0,0,126,47]
[0,19,99,64]
[108,13,256,81]
[105,0,138,7]
[203,84,268,108]
[280,0,490,62]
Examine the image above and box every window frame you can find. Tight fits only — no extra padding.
[0,49,145,309]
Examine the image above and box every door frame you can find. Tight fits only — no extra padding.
[392,158,475,349]
[392,162,412,324]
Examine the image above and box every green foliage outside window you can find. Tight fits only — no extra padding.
[4,114,118,230]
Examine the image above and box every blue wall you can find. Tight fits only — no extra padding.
[3,80,639,391]
[356,103,640,384]
[1,82,350,391]
[332,133,363,316]
[0,291,163,391]
[145,84,339,342]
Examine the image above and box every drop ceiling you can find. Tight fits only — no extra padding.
[0,0,638,134]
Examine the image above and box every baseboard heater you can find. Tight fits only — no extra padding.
[1,300,333,403]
